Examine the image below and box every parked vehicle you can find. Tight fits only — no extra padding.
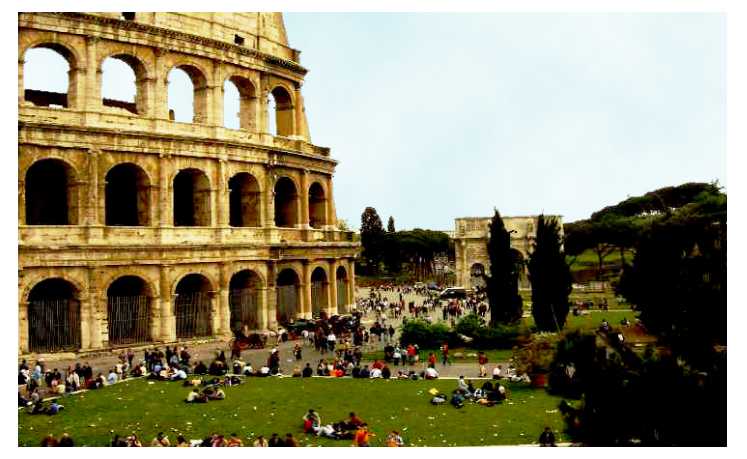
[439,287,467,300]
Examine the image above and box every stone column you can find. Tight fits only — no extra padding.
[348,260,356,311]
[18,296,29,354]
[18,57,25,107]
[158,155,172,228]
[266,261,277,330]
[326,176,337,230]
[258,75,271,135]
[257,287,268,330]
[159,266,176,342]
[153,48,170,121]
[328,259,338,315]
[78,36,99,112]
[88,149,101,226]
[217,262,231,337]
[301,261,312,319]
[85,268,103,349]
[293,86,304,139]
[299,170,309,229]
[217,159,229,227]
[265,168,276,227]
[211,64,224,128]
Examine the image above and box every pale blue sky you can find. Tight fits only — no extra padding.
[23,13,726,230]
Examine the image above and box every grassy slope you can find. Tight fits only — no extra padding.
[18,378,565,447]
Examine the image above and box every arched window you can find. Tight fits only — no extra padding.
[25,158,78,225]
[224,76,257,130]
[308,182,327,229]
[310,267,328,318]
[228,173,260,227]
[27,278,81,352]
[336,266,349,312]
[101,55,147,115]
[167,65,208,123]
[23,45,74,108]
[174,274,212,338]
[105,163,150,226]
[276,269,300,324]
[173,169,211,227]
[229,270,262,332]
[470,263,487,289]
[274,177,298,228]
[107,276,152,345]
[269,86,293,136]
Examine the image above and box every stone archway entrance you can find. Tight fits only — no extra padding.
[27,278,81,352]
[175,274,213,338]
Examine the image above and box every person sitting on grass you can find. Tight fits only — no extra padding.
[150,432,170,447]
[258,365,271,377]
[359,365,371,378]
[203,385,225,400]
[539,426,556,446]
[284,433,299,447]
[243,362,255,376]
[302,363,313,378]
[268,433,284,447]
[193,361,208,375]
[45,400,64,415]
[185,388,208,403]
[292,366,302,377]
[227,433,243,447]
[381,365,392,379]
[352,424,374,447]
[176,435,189,447]
[58,433,74,447]
[253,435,268,447]
[171,367,188,381]
[386,431,404,447]
[303,409,321,433]
[40,434,58,447]
[424,366,439,380]
[370,366,382,378]
[127,434,143,447]
[450,391,465,408]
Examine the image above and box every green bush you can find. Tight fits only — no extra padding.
[399,320,458,348]
[455,314,523,349]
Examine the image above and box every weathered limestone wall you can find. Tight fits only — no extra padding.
[18,12,359,357]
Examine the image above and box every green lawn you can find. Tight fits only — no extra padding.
[19,377,565,447]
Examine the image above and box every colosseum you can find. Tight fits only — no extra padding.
[18,12,359,357]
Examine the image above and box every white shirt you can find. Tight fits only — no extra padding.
[370,368,382,378]
[493,367,501,377]
[327,333,336,342]
[425,367,439,378]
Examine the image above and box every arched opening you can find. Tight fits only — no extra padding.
[276,269,300,324]
[308,182,327,229]
[228,173,260,227]
[174,274,213,338]
[274,177,298,228]
[107,276,151,345]
[173,168,211,227]
[167,65,208,123]
[101,54,147,115]
[224,76,257,131]
[229,270,262,333]
[269,86,293,137]
[105,163,150,226]
[23,44,74,108]
[470,263,486,289]
[336,266,349,313]
[27,278,81,352]
[25,158,78,225]
[310,267,328,319]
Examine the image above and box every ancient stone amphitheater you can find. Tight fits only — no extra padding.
[18,12,359,357]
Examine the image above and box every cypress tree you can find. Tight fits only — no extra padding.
[387,216,396,233]
[528,215,572,331]
[485,209,523,325]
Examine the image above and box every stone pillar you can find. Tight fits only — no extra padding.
[159,266,176,342]
[209,290,221,338]
[212,64,224,128]
[88,149,101,226]
[301,261,312,319]
[328,259,338,315]
[299,170,309,229]
[217,262,231,337]
[293,86,304,139]
[266,261,277,330]
[153,48,170,121]
[158,155,172,227]
[217,159,229,227]
[266,169,276,227]
[18,57,24,107]
[326,176,337,230]
[84,268,103,350]
[257,287,268,330]
[348,260,356,310]
[18,297,29,354]
[77,36,99,112]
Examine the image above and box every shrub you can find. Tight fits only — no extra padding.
[455,314,524,349]
[399,320,458,349]
[454,314,485,337]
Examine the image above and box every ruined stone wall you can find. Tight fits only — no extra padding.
[18,12,359,357]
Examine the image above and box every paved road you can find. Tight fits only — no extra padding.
[20,287,501,385]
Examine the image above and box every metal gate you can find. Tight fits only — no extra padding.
[28,299,81,353]
[276,284,298,324]
[311,281,325,318]
[175,292,212,338]
[107,295,150,345]
[337,279,347,312]
[229,288,259,332]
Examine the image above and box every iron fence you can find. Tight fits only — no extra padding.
[28,299,81,352]
[107,295,150,345]
[175,292,212,338]
[229,288,259,331]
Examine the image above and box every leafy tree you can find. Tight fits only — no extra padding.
[484,209,523,325]
[617,188,726,366]
[382,232,402,274]
[387,216,396,233]
[529,215,572,331]
[359,207,385,274]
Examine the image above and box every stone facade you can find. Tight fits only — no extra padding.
[453,215,562,289]
[18,12,359,357]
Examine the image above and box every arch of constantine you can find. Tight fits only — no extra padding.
[18,13,359,356]
[453,215,563,289]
